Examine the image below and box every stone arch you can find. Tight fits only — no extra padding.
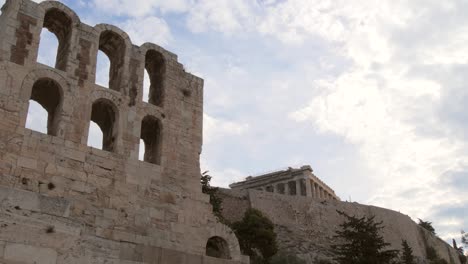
[89,98,118,151]
[20,68,69,136]
[140,115,162,165]
[139,43,172,105]
[38,1,80,71]
[144,49,166,106]
[94,24,131,92]
[27,78,63,136]
[204,223,243,261]
[206,236,231,259]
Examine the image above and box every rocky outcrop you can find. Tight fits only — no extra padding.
[219,189,461,264]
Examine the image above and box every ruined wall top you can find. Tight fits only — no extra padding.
[0,0,251,263]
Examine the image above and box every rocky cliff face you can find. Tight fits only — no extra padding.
[219,189,461,264]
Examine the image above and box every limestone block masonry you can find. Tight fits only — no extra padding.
[0,0,248,263]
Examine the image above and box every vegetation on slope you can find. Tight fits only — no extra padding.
[332,210,399,264]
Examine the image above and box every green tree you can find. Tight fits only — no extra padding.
[426,246,448,264]
[418,219,436,235]
[231,208,278,264]
[332,210,399,264]
[463,230,468,249]
[200,171,223,220]
[400,240,416,264]
[459,231,468,264]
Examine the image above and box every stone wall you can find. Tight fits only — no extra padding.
[0,0,248,263]
[219,189,461,264]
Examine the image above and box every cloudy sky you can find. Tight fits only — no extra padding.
[3,0,467,244]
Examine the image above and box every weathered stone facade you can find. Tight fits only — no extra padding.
[230,165,339,201]
[0,0,248,263]
[220,189,461,264]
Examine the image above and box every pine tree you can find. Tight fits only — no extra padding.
[332,210,399,264]
[401,240,416,264]
[418,219,436,235]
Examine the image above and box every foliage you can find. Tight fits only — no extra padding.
[463,230,468,249]
[200,171,223,219]
[426,246,448,264]
[332,210,399,264]
[400,240,416,264]
[270,251,306,264]
[232,208,278,264]
[418,219,436,235]
[457,232,468,264]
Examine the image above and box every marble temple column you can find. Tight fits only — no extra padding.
[305,178,312,197]
[295,180,300,196]
[311,181,316,198]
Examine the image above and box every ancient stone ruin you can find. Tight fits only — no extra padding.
[230,165,339,201]
[0,0,249,263]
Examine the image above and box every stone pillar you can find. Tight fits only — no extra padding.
[295,180,300,196]
[311,181,316,198]
[319,187,323,199]
[305,178,312,197]
[284,182,289,195]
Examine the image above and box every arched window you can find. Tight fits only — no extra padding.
[25,78,62,136]
[38,8,72,70]
[140,115,162,165]
[206,237,230,259]
[89,99,118,151]
[145,50,165,106]
[97,30,125,91]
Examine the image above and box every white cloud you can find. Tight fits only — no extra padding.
[287,0,468,235]
[92,0,186,17]
[91,0,257,35]
[186,0,256,34]
[120,16,172,46]
[203,113,249,144]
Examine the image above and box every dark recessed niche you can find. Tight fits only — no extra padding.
[182,89,191,97]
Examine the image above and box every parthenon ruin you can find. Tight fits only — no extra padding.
[229,165,339,201]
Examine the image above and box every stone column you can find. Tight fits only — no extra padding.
[284,181,289,195]
[311,181,316,198]
[305,178,312,197]
[295,180,300,196]
[319,187,324,199]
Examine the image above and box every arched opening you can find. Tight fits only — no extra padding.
[86,121,103,149]
[206,236,230,259]
[95,50,110,88]
[37,30,58,68]
[142,69,150,102]
[26,78,62,135]
[145,50,165,106]
[25,101,48,134]
[140,115,162,165]
[89,99,118,151]
[38,8,72,70]
[97,30,126,91]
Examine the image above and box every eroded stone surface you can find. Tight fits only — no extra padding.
[0,0,247,263]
